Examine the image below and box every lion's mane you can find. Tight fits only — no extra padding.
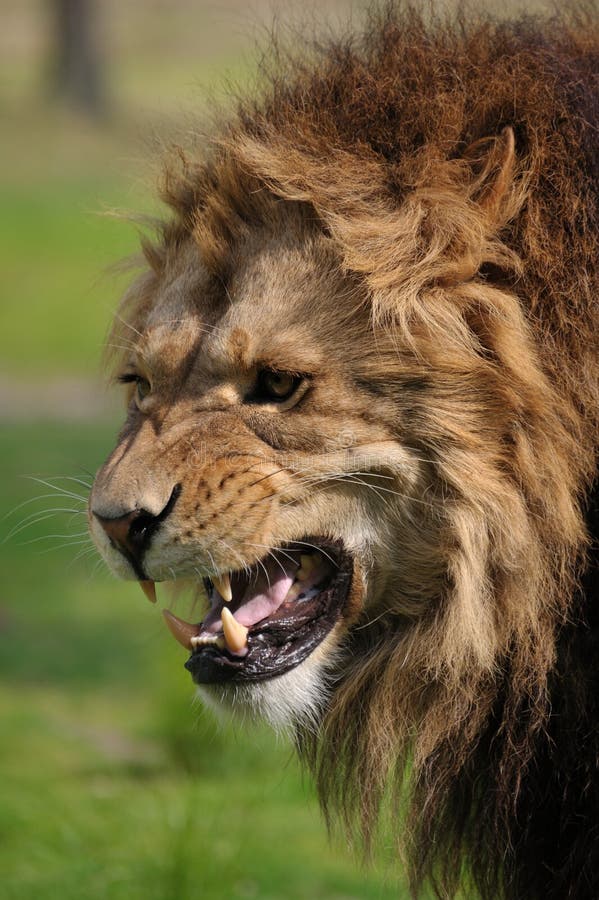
[121,5,599,898]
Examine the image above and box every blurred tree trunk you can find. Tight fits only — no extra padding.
[52,0,106,116]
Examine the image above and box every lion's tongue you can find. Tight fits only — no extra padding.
[233,560,296,628]
[201,555,298,635]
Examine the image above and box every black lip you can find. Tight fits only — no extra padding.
[184,539,353,684]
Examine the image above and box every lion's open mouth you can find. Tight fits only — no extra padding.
[163,539,354,683]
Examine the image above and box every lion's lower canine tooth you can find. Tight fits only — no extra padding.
[221,607,248,653]
[212,573,232,602]
[140,580,156,603]
[286,584,301,601]
[297,554,316,580]
[163,609,200,651]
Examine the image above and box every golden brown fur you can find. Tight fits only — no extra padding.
[90,5,599,898]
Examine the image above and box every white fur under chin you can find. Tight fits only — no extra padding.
[195,638,340,735]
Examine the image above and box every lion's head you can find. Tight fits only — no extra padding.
[89,8,599,898]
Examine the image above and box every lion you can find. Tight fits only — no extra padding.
[88,5,599,898]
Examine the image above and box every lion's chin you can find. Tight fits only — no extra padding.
[162,538,356,687]
[196,634,343,733]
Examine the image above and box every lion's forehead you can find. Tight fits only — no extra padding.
[146,240,208,323]
[137,235,369,385]
[140,310,327,387]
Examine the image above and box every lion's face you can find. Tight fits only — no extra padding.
[89,217,435,727]
[88,124,582,763]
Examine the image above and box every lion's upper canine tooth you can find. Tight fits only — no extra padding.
[212,573,232,603]
[140,580,156,604]
[163,609,200,651]
[221,607,249,653]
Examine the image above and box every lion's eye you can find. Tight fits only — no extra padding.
[135,378,151,403]
[251,369,304,404]
[118,373,152,406]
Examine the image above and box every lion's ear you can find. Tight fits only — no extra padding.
[229,126,524,294]
[462,126,517,226]
[412,126,522,287]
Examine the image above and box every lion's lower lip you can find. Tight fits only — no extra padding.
[183,538,354,684]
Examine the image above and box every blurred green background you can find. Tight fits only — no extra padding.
[0,1,408,898]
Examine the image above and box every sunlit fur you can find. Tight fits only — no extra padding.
[93,5,599,898]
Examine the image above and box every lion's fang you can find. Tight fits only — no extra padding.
[140,580,157,604]
[163,609,199,650]
[221,607,249,653]
[212,573,232,602]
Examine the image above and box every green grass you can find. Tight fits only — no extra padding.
[0,0,260,379]
[0,422,406,899]
[0,181,144,377]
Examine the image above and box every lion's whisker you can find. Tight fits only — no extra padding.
[70,544,99,566]
[216,539,253,580]
[36,538,94,555]
[106,343,139,356]
[41,474,93,491]
[282,540,339,568]
[23,476,88,504]
[114,312,144,340]
[20,530,91,545]
[244,541,294,580]
[90,556,107,577]
[3,495,86,524]
[4,510,88,543]
[246,541,300,569]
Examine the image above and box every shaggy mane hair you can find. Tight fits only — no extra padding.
[121,5,599,898]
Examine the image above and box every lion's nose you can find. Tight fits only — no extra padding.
[93,484,181,572]
[95,507,157,560]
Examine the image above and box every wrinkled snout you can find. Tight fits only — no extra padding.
[88,413,295,583]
